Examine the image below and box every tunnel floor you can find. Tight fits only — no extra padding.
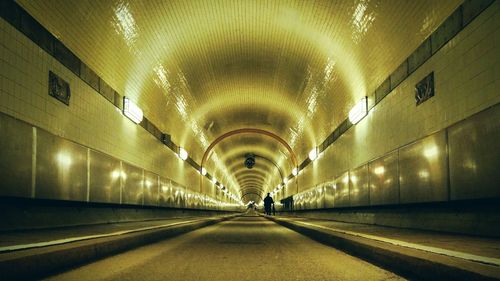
[46,215,405,281]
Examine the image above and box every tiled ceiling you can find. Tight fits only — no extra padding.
[17,0,461,200]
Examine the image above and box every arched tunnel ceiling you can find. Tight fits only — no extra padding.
[18,0,462,202]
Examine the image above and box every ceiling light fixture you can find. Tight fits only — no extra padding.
[123,97,143,124]
[292,167,298,176]
[201,167,207,176]
[309,147,318,161]
[179,147,188,160]
[348,96,368,124]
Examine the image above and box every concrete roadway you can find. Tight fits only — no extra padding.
[47,215,405,281]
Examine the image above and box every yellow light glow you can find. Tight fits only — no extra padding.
[348,97,368,124]
[373,166,385,175]
[179,147,188,160]
[112,1,138,50]
[308,147,318,161]
[201,167,207,176]
[418,170,430,179]
[423,146,439,159]
[343,175,349,184]
[292,167,298,176]
[123,97,143,124]
[56,152,72,167]
[350,176,358,184]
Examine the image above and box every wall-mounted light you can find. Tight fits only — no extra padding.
[178,147,188,160]
[292,167,298,176]
[308,147,318,161]
[348,96,368,124]
[123,97,143,124]
[201,167,207,176]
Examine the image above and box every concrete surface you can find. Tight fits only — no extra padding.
[0,215,236,280]
[274,216,500,259]
[46,215,404,281]
[0,217,202,250]
[266,215,500,280]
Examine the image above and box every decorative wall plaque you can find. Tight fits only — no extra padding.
[415,72,434,106]
[49,71,71,105]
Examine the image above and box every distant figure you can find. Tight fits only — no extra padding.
[263,193,274,215]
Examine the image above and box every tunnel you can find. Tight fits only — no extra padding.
[0,0,499,280]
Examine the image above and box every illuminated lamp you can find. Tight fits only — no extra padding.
[201,167,207,176]
[292,167,298,176]
[348,96,368,124]
[308,147,318,161]
[179,147,188,160]
[123,97,143,124]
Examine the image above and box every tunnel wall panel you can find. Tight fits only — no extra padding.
[159,177,173,207]
[449,105,500,200]
[349,164,370,207]
[35,129,88,201]
[323,181,335,208]
[89,150,121,204]
[121,162,143,205]
[399,131,448,204]
[293,105,499,211]
[0,114,33,198]
[334,171,350,207]
[368,151,399,206]
[0,111,239,211]
[143,170,159,206]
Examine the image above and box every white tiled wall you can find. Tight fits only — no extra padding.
[294,1,500,194]
[0,17,201,193]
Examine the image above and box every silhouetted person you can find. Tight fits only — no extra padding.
[263,193,274,215]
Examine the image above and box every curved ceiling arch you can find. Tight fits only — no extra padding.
[226,160,275,176]
[19,0,464,204]
[201,128,298,169]
[238,179,265,187]
[241,192,263,200]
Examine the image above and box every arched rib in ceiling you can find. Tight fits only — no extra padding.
[238,179,266,187]
[241,192,263,200]
[221,140,287,183]
[235,173,267,185]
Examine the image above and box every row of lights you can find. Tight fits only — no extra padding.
[271,97,368,197]
[122,97,243,206]
[122,96,368,203]
[307,96,368,162]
